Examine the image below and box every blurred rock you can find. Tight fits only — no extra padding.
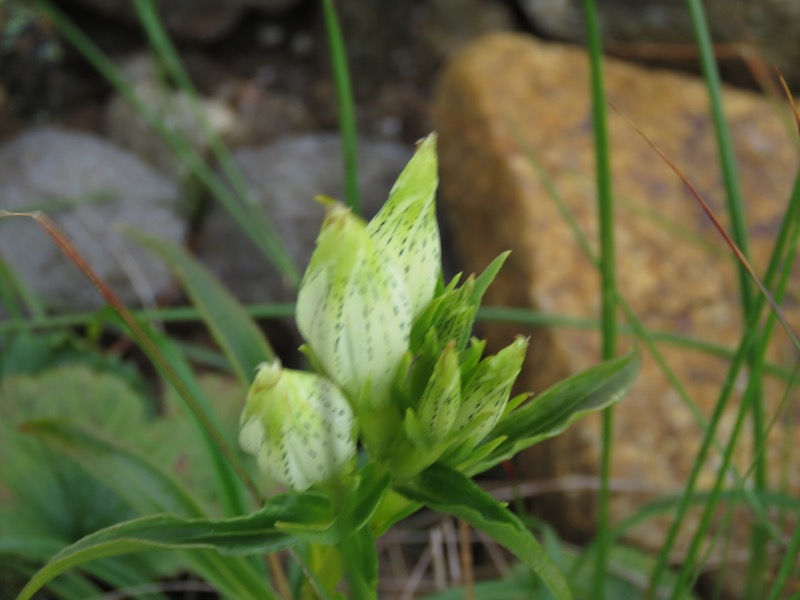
[65,0,303,42]
[197,134,413,304]
[434,32,800,563]
[517,0,800,88]
[308,0,513,138]
[0,127,185,311]
[104,55,244,180]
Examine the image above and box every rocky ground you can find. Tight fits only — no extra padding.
[2,1,800,597]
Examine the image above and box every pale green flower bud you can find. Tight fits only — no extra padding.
[416,341,461,442]
[452,336,529,446]
[239,361,356,491]
[367,134,440,318]
[296,203,413,404]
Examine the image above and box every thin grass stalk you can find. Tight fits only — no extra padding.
[569,487,800,583]
[685,1,766,591]
[646,169,800,597]
[321,0,361,214]
[669,174,800,597]
[685,0,752,310]
[766,514,800,600]
[130,0,299,285]
[582,1,617,597]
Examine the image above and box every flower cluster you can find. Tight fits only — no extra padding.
[239,134,528,490]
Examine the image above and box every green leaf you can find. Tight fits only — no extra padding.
[0,536,172,600]
[0,366,148,541]
[472,251,510,303]
[16,492,335,600]
[396,464,571,599]
[16,419,272,598]
[19,419,205,518]
[468,351,640,474]
[129,231,275,384]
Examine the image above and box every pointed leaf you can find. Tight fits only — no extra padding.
[469,351,640,474]
[16,492,335,600]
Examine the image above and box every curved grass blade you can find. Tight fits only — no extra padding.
[396,464,571,600]
[15,492,336,600]
[0,537,170,600]
[19,419,205,518]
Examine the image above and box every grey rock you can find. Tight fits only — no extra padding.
[104,55,244,180]
[198,135,413,304]
[0,127,186,312]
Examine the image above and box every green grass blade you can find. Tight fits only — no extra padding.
[129,231,276,383]
[321,0,361,214]
[0,258,45,319]
[686,0,752,312]
[0,303,296,334]
[140,325,256,520]
[646,169,800,597]
[582,2,617,595]
[766,517,800,600]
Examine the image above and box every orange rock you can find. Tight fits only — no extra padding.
[434,32,800,565]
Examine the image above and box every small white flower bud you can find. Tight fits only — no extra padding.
[239,361,356,491]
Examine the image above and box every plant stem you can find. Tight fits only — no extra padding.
[582,1,617,598]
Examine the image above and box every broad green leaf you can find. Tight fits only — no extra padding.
[17,419,271,598]
[129,231,275,384]
[19,419,205,518]
[16,492,335,600]
[0,366,147,541]
[467,351,640,474]
[396,464,571,600]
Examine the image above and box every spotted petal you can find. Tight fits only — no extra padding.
[297,203,413,405]
[239,361,356,491]
[367,133,441,318]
